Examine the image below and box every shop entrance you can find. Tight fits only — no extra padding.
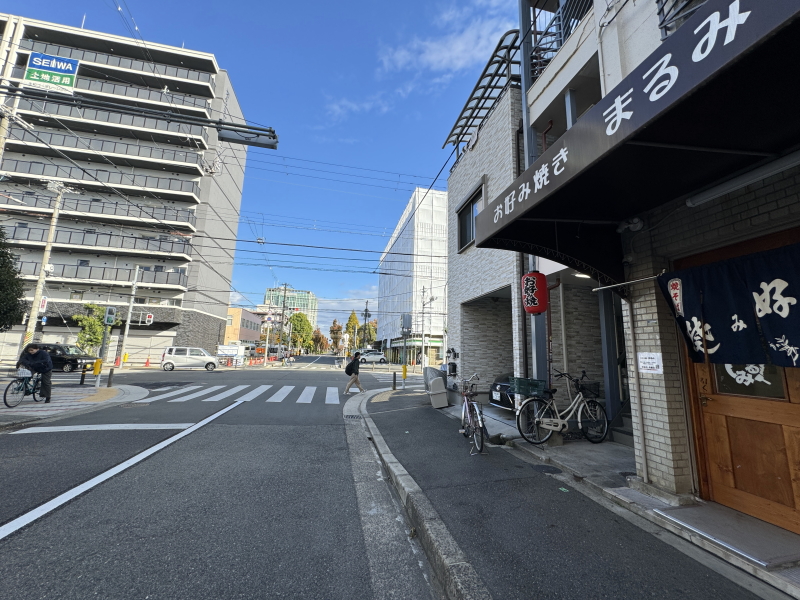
[679,228,800,534]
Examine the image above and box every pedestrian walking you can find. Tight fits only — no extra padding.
[343,352,366,394]
[16,344,53,403]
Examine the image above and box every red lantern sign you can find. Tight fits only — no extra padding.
[521,272,548,314]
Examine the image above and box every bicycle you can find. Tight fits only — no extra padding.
[516,368,608,444]
[4,369,44,408]
[458,373,487,454]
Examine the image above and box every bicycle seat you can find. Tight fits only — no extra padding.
[545,389,558,395]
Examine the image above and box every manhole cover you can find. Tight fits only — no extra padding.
[530,465,563,474]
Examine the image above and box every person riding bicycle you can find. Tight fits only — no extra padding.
[16,344,53,403]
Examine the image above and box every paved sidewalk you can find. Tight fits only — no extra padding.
[361,390,791,600]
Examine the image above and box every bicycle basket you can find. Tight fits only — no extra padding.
[579,381,601,398]
[508,377,547,397]
[14,368,32,378]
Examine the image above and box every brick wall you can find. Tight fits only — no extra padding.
[174,309,225,351]
[460,296,514,385]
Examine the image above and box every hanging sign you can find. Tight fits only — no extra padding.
[521,272,549,314]
[23,52,79,95]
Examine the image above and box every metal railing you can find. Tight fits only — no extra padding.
[1,159,201,197]
[14,261,189,287]
[17,99,209,144]
[0,192,196,226]
[529,0,593,84]
[656,0,707,39]
[19,39,215,84]
[7,226,193,256]
[8,127,203,167]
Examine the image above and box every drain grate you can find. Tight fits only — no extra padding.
[120,403,149,408]
[344,414,362,420]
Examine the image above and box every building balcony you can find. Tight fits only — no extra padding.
[16,99,209,149]
[6,127,204,176]
[19,38,215,96]
[6,226,193,260]
[1,159,201,203]
[0,192,196,231]
[527,0,593,87]
[14,261,189,290]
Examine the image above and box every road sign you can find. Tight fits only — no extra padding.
[104,307,117,325]
[145,313,154,325]
[23,52,79,95]
[40,316,47,325]
[38,296,48,313]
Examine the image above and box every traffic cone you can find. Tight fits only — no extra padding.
[114,356,121,367]
[144,356,151,367]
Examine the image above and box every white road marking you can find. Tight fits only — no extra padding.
[235,385,273,402]
[11,424,194,434]
[151,387,174,392]
[167,385,225,402]
[202,385,250,402]
[134,386,202,403]
[326,387,340,404]
[0,401,244,541]
[266,385,294,402]
[296,386,316,403]
[306,356,323,366]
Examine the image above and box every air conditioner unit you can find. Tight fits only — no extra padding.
[43,264,54,273]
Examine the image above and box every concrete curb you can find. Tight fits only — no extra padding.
[354,390,493,600]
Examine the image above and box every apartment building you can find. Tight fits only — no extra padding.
[377,187,447,365]
[224,307,262,346]
[474,0,800,544]
[259,288,318,330]
[0,13,248,363]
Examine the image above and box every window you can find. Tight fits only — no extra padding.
[189,349,204,356]
[227,315,233,326]
[153,265,164,272]
[134,297,147,304]
[173,348,188,356]
[16,222,28,228]
[78,260,90,267]
[458,189,482,250]
[168,298,182,307]
[70,291,84,300]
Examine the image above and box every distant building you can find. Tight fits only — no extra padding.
[377,187,447,365]
[224,308,262,345]
[259,288,318,330]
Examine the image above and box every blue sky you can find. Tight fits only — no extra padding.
[10,0,518,333]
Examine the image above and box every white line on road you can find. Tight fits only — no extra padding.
[201,385,250,402]
[326,387,340,404]
[167,385,225,402]
[296,386,316,403]
[134,385,202,403]
[306,356,323,366]
[11,424,194,434]
[267,385,294,402]
[235,385,273,402]
[0,401,244,541]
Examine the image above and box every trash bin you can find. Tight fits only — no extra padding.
[428,377,448,409]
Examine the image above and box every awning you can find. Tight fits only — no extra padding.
[476,0,800,286]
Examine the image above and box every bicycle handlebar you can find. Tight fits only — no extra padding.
[552,368,588,383]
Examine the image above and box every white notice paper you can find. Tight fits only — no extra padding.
[637,352,663,374]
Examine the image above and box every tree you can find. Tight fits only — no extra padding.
[329,319,342,351]
[357,319,377,348]
[345,311,360,351]
[288,312,313,352]
[312,328,329,353]
[72,304,119,354]
[0,226,25,332]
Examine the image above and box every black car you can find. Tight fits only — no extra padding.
[38,344,98,372]
[490,373,515,410]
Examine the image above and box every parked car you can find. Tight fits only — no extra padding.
[360,351,387,364]
[490,373,515,410]
[38,344,98,373]
[160,347,219,371]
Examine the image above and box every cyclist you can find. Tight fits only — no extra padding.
[16,344,53,403]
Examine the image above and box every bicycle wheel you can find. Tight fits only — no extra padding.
[461,402,471,437]
[516,398,555,444]
[4,379,26,408]
[469,403,484,453]
[31,376,43,402]
[581,400,609,443]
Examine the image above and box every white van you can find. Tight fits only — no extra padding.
[161,347,219,371]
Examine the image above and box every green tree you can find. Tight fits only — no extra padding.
[0,226,25,332]
[329,319,342,352]
[72,304,119,355]
[345,311,360,351]
[357,319,377,348]
[288,312,314,352]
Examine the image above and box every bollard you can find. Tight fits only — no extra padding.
[80,365,88,385]
[107,368,115,387]
[393,371,396,390]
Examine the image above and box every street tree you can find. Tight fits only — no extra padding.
[357,319,377,348]
[0,226,25,333]
[345,311,360,351]
[329,319,342,351]
[288,312,313,352]
[72,304,120,354]
[312,328,329,353]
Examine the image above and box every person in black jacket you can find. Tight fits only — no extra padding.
[343,352,366,394]
[17,344,53,403]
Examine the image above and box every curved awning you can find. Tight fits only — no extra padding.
[476,0,800,286]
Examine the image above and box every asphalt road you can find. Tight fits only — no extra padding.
[0,357,434,599]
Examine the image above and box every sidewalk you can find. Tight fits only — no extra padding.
[359,390,799,600]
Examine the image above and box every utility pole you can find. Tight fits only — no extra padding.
[22,181,68,348]
[361,300,371,351]
[421,287,436,370]
[118,265,140,367]
[277,283,289,356]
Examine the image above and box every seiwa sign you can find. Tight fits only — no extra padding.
[23,52,79,94]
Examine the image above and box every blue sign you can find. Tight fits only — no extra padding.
[27,52,79,75]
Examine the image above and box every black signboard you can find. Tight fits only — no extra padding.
[476,0,800,246]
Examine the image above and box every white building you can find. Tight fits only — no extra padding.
[377,187,447,364]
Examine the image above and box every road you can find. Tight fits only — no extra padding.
[0,355,433,599]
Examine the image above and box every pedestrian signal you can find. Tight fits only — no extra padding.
[145,313,154,325]
[104,307,116,325]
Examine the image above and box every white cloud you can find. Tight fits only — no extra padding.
[229,291,247,305]
[326,94,392,122]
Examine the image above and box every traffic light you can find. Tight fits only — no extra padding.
[145,313,154,325]
[104,307,116,325]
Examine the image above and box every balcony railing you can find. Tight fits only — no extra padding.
[17,99,209,143]
[20,39,215,84]
[1,159,201,197]
[15,261,189,287]
[529,0,593,84]
[7,226,193,256]
[0,192,196,227]
[8,127,203,167]
[656,0,707,39]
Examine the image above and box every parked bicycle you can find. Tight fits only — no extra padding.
[516,369,608,444]
[4,368,44,408]
[458,373,487,454]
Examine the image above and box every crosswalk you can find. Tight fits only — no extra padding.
[134,384,346,405]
